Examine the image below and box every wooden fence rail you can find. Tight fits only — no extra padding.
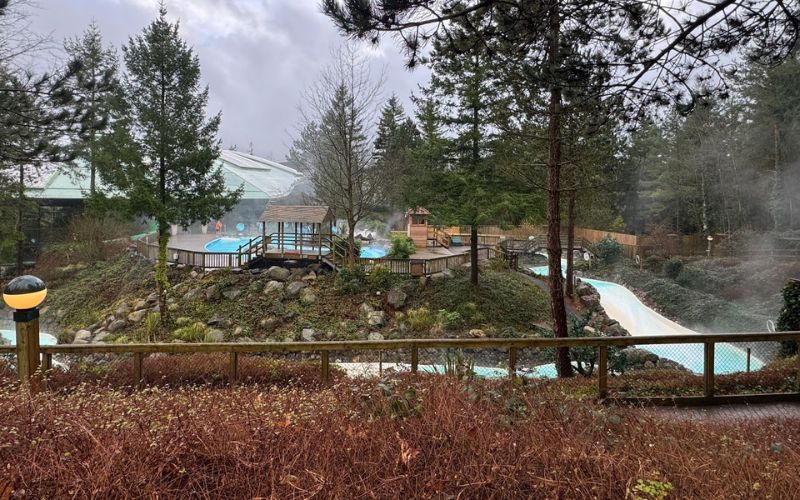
[5,331,800,406]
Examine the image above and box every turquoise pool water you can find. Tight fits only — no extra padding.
[530,261,763,375]
[1,330,58,346]
[418,363,558,379]
[204,237,389,258]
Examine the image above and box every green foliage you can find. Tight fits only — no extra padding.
[171,322,208,342]
[361,378,422,420]
[387,233,415,259]
[335,265,366,295]
[777,280,800,357]
[593,236,623,264]
[443,350,475,380]
[644,255,664,273]
[500,326,521,339]
[366,264,393,290]
[406,307,435,332]
[436,309,463,331]
[663,258,683,279]
[143,312,160,342]
[629,478,673,500]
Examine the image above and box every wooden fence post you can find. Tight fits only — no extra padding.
[320,351,330,384]
[598,346,608,399]
[15,316,41,388]
[411,345,419,373]
[508,347,517,380]
[133,352,144,387]
[229,352,238,382]
[703,342,715,399]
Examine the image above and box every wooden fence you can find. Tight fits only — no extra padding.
[135,238,245,270]
[356,247,498,277]
[4,331,800,406]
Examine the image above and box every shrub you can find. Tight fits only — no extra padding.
[593,236,623,264]
[387,234,416,259]
[675,267,704,288]
[663,258,683,279]
[172,322,209,342]
[484,257,510,271]
[407,307,435,332]
[644,255,665,273]
[335,265,367,295]
[777,279,800,357]
[436,309,463,331]
[367,264,393,291]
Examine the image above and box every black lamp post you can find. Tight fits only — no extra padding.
[2,275,47,384]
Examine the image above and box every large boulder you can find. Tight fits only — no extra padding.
[621,347,659,367]
[359,302,374,316]
[222,289,243,300]
[576,283,594,297]
[93,331,111,343]
[367,311,386,327]
[133,299,148,311]
[182,287,203,301]
[73,330,92,344]
[206,329,225,342]
[264,280,285,295]
[107,320,127,333]
[205,284,221,301]
[259,316,279,332]
[301,328,317,342]
[302,271,317,282]
[115,303,130,318]
[386,288,407,309]
[127,309,148,324]
[145,292,159,305]
[207,315,231,329]
[285,281,306,299]
[267,266,291,282]
[299,289,317,305]
[468,329,486,338]
[367,332,384,341]
[582,294,601,309]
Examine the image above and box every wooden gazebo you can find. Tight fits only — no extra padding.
[405,207,431,248]
[259,205,335,257]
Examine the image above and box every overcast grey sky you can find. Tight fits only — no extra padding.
[30,0,429,160]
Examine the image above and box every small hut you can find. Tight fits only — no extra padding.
[405,207,431,248]
[259,205,335,257]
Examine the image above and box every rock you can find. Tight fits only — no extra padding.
[108,320,127,333]
[386,288,407,309]
[644,360,656,369]
[127,310,148,323]
[115,303,130,317]
[367,332,384,341]
[468,329,486,338]
[238,337,254,343]
[576,283,594,297]
[206,329,225,342]
[622,347,659,367]
[582,294,601,309]
[301,328,317,341]
[285,281,306,298]
[359,302,374,316]
[264,280,284,295]
[182,287,203,301]
[283,311,296,321]
[146,292,159,304]
[302,271,317,282]
[189,270,199,279]
[233,326,243,336]
[205,284,221,301]
[133,299,148,311]
[207,315,231,329]
[442,268,456,279]
[87,322,101,333]
[93,331,111,343]
[367,311,386,327]
[267,266,291,282]
[249,268,264,275]
[223,289,243,300]
[259,317,279,332]
[283,334,296,342]
[299,289,317,305]
[73,330,92,344]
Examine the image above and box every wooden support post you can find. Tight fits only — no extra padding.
[379,351,383,377]
[320,351,330,384]
[133,352,144,388]
[15,317,40,386]
[746,348,751,373]
[704,342,715,399]
[229,352,238,382]
[508,347,517,380]
[43,353,52,373]
[598,346,608,399]
[411,345,419,373]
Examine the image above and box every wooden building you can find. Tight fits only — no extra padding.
[405,207,431,248]
[258,205,335,257]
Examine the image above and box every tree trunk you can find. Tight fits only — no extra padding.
[156,221,170,321]
[565,191,576,297]
[546,0,572,378]
[15,164,25,276]
[470,224,479,285]
[772,122,780,230]
[347,218,357,265]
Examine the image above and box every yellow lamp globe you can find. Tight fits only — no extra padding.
[2,275,47,311]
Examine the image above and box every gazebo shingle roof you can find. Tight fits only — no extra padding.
[259,205,334,224]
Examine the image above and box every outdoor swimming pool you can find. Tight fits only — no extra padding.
[204,236,389,259]
[530,261,764,375]
[1,330,58,346]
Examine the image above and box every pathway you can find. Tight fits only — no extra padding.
[644,403,800,421]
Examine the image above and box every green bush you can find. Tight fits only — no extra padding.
[172,322,208,342]
[593,236,623,264]
[436,309,463,331]
[387,234,416,259]
[675,267,704,289]
[407,307,435,332]
[367,264,393,291]
[335,265,367,295]
[777,280,800,357]
[663,258,683,279]
[644,255,665,273]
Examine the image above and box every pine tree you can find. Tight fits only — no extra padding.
[100,6,241,315]
[64,21,120,197]
[374,95,418,209]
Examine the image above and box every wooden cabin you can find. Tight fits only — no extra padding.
[259,205,335,257]
[405,207,431,248]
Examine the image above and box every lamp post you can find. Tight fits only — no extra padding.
[2,275,47,385]
[706,235,714,258]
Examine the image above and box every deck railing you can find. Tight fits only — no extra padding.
[3,331,800,405]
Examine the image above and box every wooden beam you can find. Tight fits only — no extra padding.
[133,352,144,387]
[598,346,608,399]
[229,352,238,382]
[508,347,517,380]
[320,351,330,384]
[15,317,41,387]
[411,346,419,373]
[704,342,715,398]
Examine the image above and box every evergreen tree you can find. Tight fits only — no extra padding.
[100,6,240,315]
[64,21,120,196]
[374,95,418,209]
